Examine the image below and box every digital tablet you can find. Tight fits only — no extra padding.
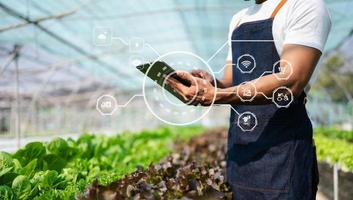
[136,61,191,103]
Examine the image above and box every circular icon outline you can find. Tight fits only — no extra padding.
[236,82,258,102]
[142,51,217,126]
[161,70,199,107]
[96,94,118,116]
[237,54,256,74]
[272,86,294,108]
[237,111,258,132]
[272,59,293,81]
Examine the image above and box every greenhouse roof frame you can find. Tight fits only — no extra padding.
[0,0,352,103]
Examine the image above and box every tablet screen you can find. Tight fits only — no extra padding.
[136,61,189,103]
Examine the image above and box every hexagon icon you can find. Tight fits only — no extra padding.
[236,82,257,102]
[272,87,294,108]
[96,95,118,115]
[237,54,256,74]
[273,59,293,80]
[237,112,258,132]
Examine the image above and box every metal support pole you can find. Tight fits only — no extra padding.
[333,164,339,200]
[14,45,22,148]
[0,53,16,76]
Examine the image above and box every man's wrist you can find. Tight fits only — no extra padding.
[213,79,225,88]
[210,78,217,87]
[214,87,238,104]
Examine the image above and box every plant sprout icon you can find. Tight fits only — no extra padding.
[279,66,286,74]
[242,115,251,126]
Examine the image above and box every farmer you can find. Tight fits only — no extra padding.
[167,0,332,199]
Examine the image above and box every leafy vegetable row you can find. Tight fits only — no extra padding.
[315,127,353,142]
[315,134,353,172]
[0,126,204,200]
[80,129,231,200]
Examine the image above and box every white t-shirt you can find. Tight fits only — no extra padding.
[227,0,332,89]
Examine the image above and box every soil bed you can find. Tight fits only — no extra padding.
[79,128,232,200]
[318,162,353,200]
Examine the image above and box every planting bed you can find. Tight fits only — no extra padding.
[318,162,353,200]
[79,129,232,200]
[80,128,353,200]
[315,131,353,171]
[1,127,352,200]
[0,127,204,200]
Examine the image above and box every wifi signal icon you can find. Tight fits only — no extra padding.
[237,54,256,73]
[241,60,252,68]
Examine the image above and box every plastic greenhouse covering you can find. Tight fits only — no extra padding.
[1,0,353,96]
[1,1,353,200]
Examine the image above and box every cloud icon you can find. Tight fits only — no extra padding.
[97,33,107,40]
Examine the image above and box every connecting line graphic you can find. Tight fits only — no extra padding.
[206,39,277,73]
[213,104,240,115]
[117,94,144,108]
[145,43,161,57]
[258,92,272,100]
[110,36,161,58]
[207,39,277,64]
[207,40,229,63]
[215,90,273,101]
[111,36,129,46]
[213,63,235,74]
[254,71,273,83]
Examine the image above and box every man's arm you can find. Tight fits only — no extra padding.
[166,45,322,106]
[215,44,322,104]
[191,60,233,89]
[216,60,233,88]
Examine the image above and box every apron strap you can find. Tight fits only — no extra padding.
[271,0,287,18]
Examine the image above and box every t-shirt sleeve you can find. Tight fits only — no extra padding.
[283,0,332,52]
[226,45,232,61]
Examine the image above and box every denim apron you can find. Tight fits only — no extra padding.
[227,0,319,199]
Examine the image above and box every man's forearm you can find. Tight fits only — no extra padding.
[213,79,231,89]
[214,45,322,105]
[213,60,233,89]
[214,73,303,105]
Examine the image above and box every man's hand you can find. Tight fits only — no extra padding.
[191,64,234,89]
[167,71,216,106]
[191,69,214,85]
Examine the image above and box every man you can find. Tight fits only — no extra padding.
[167,0,331,199]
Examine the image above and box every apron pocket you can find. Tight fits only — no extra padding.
[230,139,294,192]
[232,122,263,145]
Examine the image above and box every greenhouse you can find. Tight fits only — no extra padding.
[0,0,353,199]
